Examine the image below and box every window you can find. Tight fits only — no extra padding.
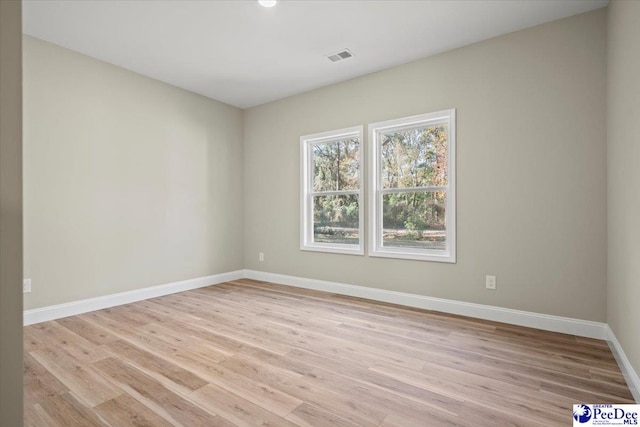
[368,110,456,262]
[300,126,364,255]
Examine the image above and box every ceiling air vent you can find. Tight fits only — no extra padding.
[326,49,354,63]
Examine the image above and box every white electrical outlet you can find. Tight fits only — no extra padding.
[486,275,497,290]
[258,252,264,262]
[23,279,32,293]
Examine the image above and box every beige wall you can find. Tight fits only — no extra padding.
[21,8,615,325]
[0,1,24,425]
[607,0,640,386]
[244,10,607,321]
[23,36,244,310]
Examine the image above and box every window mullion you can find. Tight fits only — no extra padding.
[310,189,360,197]
[380,186,447,194]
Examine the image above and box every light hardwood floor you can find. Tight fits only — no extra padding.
[24,279,633,426]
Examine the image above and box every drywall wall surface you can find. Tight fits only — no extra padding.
[0,1,24,425]
[607,0,640,386]
[244,10,607,321]
[23,36,244,310]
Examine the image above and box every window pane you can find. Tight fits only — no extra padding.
[382,191,446,250]
[313,138,359,192]
[380,125,448,189]
[313,194,359,245]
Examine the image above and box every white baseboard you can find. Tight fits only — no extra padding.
[25,269,607,339]
[23,270,244,326]
[605,325,640,403]
[243,269,608,340]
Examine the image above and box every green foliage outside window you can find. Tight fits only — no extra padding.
[309,125,448,249]
[312,138,360,244]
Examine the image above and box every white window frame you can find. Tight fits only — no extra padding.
[300,125,364,255]
[368,110,456,263]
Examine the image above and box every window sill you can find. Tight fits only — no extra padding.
[301,244,364,256]
[369,248,456,263]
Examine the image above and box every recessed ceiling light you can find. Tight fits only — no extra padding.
[258,0,277,7]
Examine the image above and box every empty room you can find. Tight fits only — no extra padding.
[1,0,639,425]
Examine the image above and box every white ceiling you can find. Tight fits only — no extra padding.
[23,0,608,109]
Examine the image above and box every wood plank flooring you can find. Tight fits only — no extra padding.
[24,279,634,426]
